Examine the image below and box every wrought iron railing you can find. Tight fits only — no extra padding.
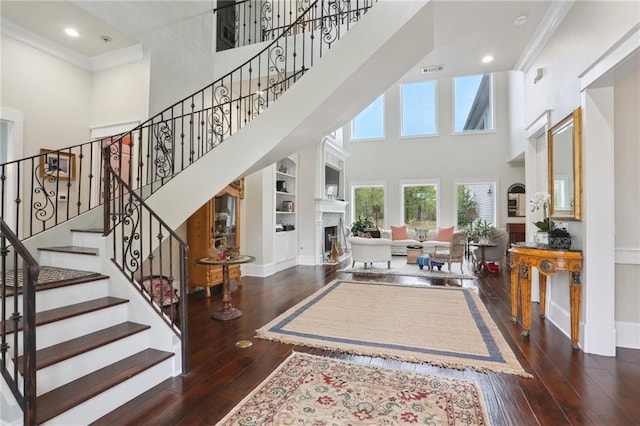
[0,0,375,244]
[103,150,188,372]
[1,219,39,426]
[0,2,376,417]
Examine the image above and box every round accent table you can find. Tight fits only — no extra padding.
[197,254,255,320]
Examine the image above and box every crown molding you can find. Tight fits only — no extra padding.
[1,17,143,72]
[579,23,639,90]
[515,0,575,73]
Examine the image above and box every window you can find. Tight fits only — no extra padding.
[401,183,438,230]
[400,81,437,137]
[456,182,496,229]
[453,73,494,132]
[352,185,385,229]
[351,95,385,140]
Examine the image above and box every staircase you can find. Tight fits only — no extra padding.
[2,1,436,424]
[2,229,179,425]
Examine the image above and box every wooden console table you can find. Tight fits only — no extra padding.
[509,243,583,349]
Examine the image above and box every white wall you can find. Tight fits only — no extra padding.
[614,69,640,344]
[520,1,639,354]
[522,2,638,127]
[1,34,92,154]
[145,11,216,116]
[91,54,151,127]
[344,71,525,229]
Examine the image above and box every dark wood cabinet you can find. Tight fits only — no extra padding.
[507,223,526,250]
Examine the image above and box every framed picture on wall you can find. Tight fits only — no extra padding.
[39,149,76,180]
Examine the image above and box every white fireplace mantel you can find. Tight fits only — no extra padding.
[316,198,349,213]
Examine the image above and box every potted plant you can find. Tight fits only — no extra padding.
[350,216,375,236]
[529,192,556,244]
[470,219,493,244]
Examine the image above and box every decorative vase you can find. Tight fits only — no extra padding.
[548,231,572,250]
[535,231,549,246]
[207,239,218,258]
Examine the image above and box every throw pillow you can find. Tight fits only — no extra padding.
[357,231,372,238]
[436,226,454,242]
[390,225,408,240]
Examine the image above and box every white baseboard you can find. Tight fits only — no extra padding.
[547,299,572,342]
[547,300,636,352]
[615,320,640,349]
[242,262,274,278]
[243,259,297,278]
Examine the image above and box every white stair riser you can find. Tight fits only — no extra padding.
[36,331,151,395]
[71,232,104,250]
[41,358,174,426]
[14,304,129,356]
[5,279,109,320]
[39,251,101,273]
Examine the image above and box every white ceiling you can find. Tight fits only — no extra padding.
[1,0,555,77]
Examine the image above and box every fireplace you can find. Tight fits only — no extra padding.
[324,226,337,254]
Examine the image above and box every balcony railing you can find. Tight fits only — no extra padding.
[216,0,369,51]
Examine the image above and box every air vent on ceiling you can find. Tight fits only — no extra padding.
[421,65,444,74]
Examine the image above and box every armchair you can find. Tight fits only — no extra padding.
[430,231,467,273]
[349,236,392,268]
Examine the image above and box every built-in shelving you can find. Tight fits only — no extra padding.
[274,155,298,268]
[275,156,297,232]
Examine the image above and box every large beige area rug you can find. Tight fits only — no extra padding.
[338,256,476,280]
[217,351,491,425]
[256,280,531,377]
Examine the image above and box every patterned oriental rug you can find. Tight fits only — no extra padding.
[255,280,531,377]
[217,352,491,425]
[4,266,101,288]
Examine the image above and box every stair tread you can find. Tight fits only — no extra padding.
[16,322,151,372]
[38,246,99,255]
[5,297,129,334]
[70,228,104,233]
[37,348,174,424]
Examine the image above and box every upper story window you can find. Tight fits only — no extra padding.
[400,81,437,137]
[351,95,385,141]
[453,73,494,133]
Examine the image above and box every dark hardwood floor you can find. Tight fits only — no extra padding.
[93,257,640,425]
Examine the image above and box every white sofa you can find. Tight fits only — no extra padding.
[349,236,392,268]
[380,228,451,256]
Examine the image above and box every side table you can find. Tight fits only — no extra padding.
[406,245,423,264]
[197,254,255,320]
[469,241,497,273]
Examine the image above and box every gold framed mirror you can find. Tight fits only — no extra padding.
[548,107,582,221]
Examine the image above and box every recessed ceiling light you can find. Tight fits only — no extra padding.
[64,28,80,37]
[514,15,528,26]
[482,55,494,64]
